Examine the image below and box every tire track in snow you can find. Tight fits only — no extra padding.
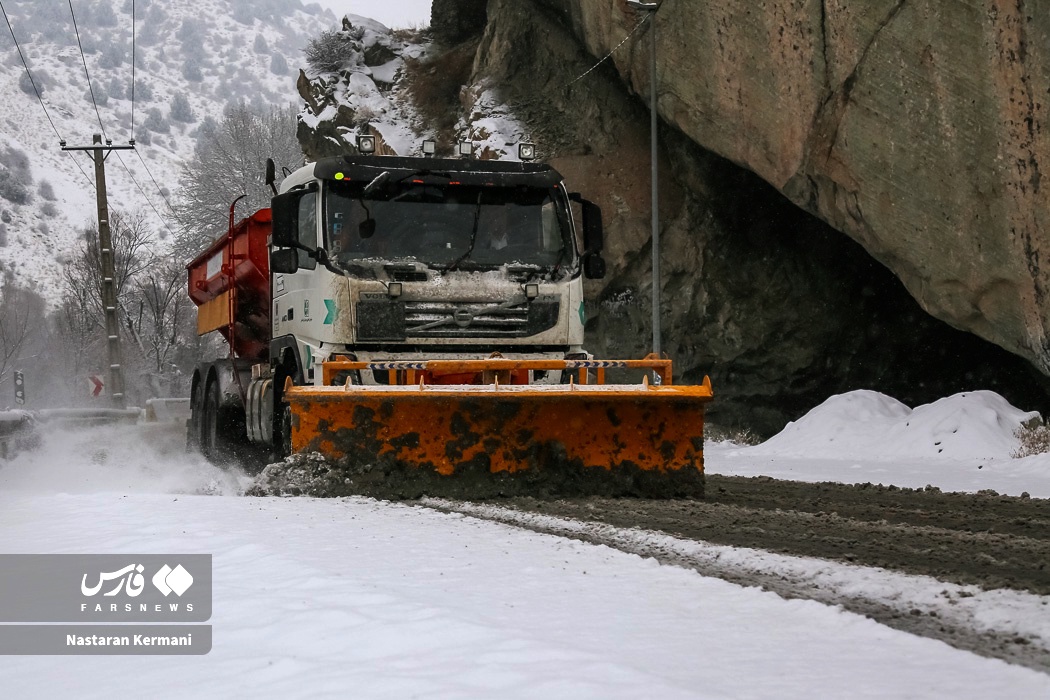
[420,497,1050,672]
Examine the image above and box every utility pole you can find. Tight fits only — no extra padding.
[62,134,135,408]
[627,0,663,359]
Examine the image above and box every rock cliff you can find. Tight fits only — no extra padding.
[472,0,1050,431]
[539,0,1049,375]
[298,1,1050,433]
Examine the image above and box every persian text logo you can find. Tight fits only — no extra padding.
[152,565,194,597]
[80,563,194,599]
[81,564,146,598]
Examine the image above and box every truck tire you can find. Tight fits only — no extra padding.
[273,364,295,460]
[200,380,229,465]
[278,400,292,459]
[187,385,201,453]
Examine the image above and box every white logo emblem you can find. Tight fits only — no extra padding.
[81,564,146,597]
[152,564,194,597]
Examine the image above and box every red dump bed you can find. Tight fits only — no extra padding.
[186,208,271,362]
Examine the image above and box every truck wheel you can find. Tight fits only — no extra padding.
[278,401,292,458]
[200,381,222,463]
[201,380,240,466]
[187,385,201,452]
[273,367,294,460]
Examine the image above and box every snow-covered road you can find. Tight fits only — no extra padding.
[2,492,1048,699]
[0,389,1049,698]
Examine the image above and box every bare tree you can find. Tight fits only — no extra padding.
[175,102,303,257]
[59,211,161,403]
[0,279,44,387]
[63,211,157,325]
[125,255,193,396]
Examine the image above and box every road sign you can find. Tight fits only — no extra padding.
[88,375,104,398]
[13,371,24,405]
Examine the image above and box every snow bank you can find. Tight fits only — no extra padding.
[708,389,1050,497]
[749,390,1039,460]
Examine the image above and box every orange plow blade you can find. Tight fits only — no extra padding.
[284,358,713,498]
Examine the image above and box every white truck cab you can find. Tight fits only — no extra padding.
[268,154,607,386]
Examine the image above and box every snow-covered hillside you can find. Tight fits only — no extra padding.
[0,0,339,301]
[296,14,528,161]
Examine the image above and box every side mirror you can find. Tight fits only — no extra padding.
[271,190,306,249]
[569,193,604,255]
[270,248,299,275]
[580,199,604,254]
[265,158,277,195]
[583,253,606,280]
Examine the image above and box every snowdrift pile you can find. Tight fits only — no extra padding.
[748,390,1040,460]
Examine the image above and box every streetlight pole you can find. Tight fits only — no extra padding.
[627,0,662,359]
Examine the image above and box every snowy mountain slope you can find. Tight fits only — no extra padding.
[297,14,430,157]
[296,14,528,161]
[0,0,339,302]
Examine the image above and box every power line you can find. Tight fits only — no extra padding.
[566,13,652,89]
[0,0,95,190]
[114,151,175,238]
[133,148,184,225]
[66,0,179,232]
[67,0,109,142]
[122,0,180,226]
[8,1,179,234]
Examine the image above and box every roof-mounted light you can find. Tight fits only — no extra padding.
[458,142,473,158]
[357,134,376,154]
[422,140,436,156]
[518,143,536,161]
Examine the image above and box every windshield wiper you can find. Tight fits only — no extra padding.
[362,171,390,195]
[444,193,483,272]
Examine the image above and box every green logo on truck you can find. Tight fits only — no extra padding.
[323,299,338,325]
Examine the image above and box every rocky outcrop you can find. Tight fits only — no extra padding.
[294,1,1050,432]
[537,0,1050,377]
[466,0,1050,432]
[430,0,487,45]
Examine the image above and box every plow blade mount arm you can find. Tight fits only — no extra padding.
[284,357,713,499]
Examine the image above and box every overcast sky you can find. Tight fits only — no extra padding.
[306,0,433,29]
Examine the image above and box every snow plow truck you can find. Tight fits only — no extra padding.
[186,147,713,497]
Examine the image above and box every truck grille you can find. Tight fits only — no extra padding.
[356,299,560,341]
[407,301,529,337]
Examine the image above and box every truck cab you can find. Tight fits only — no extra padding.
[268,154,606,387]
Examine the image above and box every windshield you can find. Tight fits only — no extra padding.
[323,180,574,270]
